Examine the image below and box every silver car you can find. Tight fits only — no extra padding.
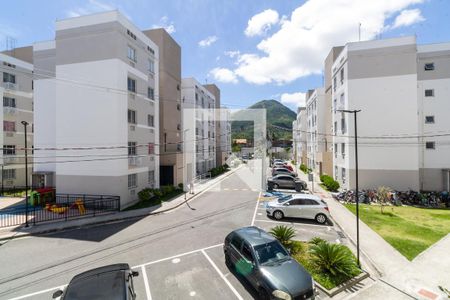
[266,194,331,224]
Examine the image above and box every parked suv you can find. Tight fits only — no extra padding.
[266,194,331,224]
[268,174,307,191]
[272,167,297,177]
[52,264,139,299]
[224,226,315,300]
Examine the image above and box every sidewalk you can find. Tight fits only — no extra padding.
[297,169,449,299]
[0,165,242,242]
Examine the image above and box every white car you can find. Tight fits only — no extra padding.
[266,194,331,224]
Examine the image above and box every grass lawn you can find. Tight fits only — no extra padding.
[344,204,450,260]
[124,190,184,211]
[292,241,361,290]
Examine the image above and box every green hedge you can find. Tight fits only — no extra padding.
[209,164,230,177]
[320,175,340,192]
[300,164,309,174]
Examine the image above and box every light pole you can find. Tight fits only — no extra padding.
[21,121,29,227]
[337,109,361,266]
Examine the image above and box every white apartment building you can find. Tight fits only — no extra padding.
[292,107,307,165]
[331,36,420,190]
[417,43,450,191]
[181,78,217,184]
[305,88,326,175]
[0,53,33,188]
[33,11,160,208]
[220,108,232,164]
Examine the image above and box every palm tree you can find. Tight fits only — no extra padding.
[310,241,359,279]
[269,225,296,247]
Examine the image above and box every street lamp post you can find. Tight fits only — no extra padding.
[337,109,361,266]
[21,121,29,227]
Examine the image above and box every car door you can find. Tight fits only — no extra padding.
[283,176,295,188]
[240,242,258,287]
[281,199,299,217]
[289,198,308,218]
[302,199,320,220]
[229,234,243,266]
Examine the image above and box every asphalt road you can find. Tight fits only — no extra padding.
[0,162,333,300]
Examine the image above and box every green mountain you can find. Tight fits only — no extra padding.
[231,99,296,142]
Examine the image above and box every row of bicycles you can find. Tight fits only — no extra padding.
[333,189,450,208]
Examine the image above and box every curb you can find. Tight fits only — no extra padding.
[315,270,371,297]
[0,166,242,243]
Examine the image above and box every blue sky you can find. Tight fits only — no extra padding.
[1,0,449,111]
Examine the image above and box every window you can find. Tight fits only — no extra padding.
[425,116,435,124]
[3,97,16,107]
[340,93,345,106]
[2,169,16,180]
[341,143,345,157]
[148,170,155,183]
[333,77,337,91]
[147,46,155,55]
[342,168,346,184]
[126,29,137,40]
[148,143,154,154]
[147,114,154,127]
[177,104,181,111]
[242,243,254,262]
[148,87,154,100]
[340,67,344,83]
[128,109,136,124]
[334,143,337,157]
[341,117,346,133]
[333,99,337,112]
[230,234,243,250]
[195,93,198,102]
[334,166,338,180]
[425,89,434,97]
[3,145,15,155]
[424,63,434,71]
[127,46,137,62]
[127,77,136,93]
[334,121,337,133]
[128,142,137,156]
[128,174,137,188]
[425,142,435,149]
[3,72,15,83]
[148,59,155,73]
[3,121,15,132]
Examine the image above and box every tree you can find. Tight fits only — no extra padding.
[377,186,392,214]
[310,241,359,279]
[269,225,296,248]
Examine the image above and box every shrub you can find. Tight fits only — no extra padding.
[309,237,327,245]
[153,189,163,198]
[310,241,359,279]
[137,188,154,202]
[223,163,229,169]
[300,164,309,174]
[269,225,296,248]
[178,183,184,190]
[289,240,305,255]
[320,175,340,192]
[161,185,175,195]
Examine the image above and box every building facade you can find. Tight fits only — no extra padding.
[33,11,160,207]
[417,43,450,191]
[181,78,217,184]
[219,107,232,165]
[143,28,183,187]
[305,88,326,176]
[292,107,307,165]
[0,53,33,188]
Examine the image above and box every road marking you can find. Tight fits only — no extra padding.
[8,285,66,300]
[240,188,248,191]
[253,219,329,228]
[233,188,239,191]
[201,250,243,300]
[141,265,152,300]
[132,243,223,269]
[251,192,261,226]
[223,188,230,191]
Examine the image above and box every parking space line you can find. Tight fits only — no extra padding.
[140,266,152,300]
[253,219,329,228]
[201,250,243,300]
[9,285,66,300]
[132,243,223,269]
[250,192,261,226]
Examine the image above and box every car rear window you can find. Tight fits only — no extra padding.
[277,194,292,203]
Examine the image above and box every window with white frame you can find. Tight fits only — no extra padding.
[148,114,154,127]
[425,116,435,124]
[128,174,137,188]
[128,109,136,124]
[127,46,137,62]
[341,143,345,158]
[3,121,15,132]
[128,142,137,156]
[127,77,136,93]
[148,59,155,73]
[340,67,344,84]
[3,72,15,83]
[342,168,346,183]
[333,77,337,91]
[148,170,155,183]
[334,166,338,180]
[424,63,434,71]
[3,97,16,107]
[334,121,337,133]
[341,117,346,133]
[2,169,16,179]
[334,143,337,157]
[425,89,434,97]
[425,142,435,149]
[3,145,15,155]
[148,87,154,100]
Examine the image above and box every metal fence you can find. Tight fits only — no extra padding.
[0,194,120,228]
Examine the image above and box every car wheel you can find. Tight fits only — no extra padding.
[258,288,270,300]
[273,183,279,189]
[273,210,284,220]
[315,213,327,224]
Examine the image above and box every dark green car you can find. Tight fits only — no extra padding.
[224,226,315,300]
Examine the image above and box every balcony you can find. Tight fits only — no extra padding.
[128,156,142,166]
[3,107,17,115]
[1,82,18,90]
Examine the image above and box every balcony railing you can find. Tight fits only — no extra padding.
[128,156,142,166]
[1,82,18,90]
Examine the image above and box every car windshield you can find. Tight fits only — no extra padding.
[254,241,290,265]
[277,195,292,203]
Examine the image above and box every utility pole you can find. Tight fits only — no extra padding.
[21,121,29,227]
[338,109,361,267]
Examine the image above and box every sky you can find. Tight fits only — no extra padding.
[1,0,450,111]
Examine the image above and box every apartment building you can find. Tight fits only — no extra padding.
[143,28,183,187]
[305,88,326,175]
[219,107,232,164]
[417,43,450,191]
[0,53,33,187]
[33,11,160,207]
[331,36,420,190]
[204,84,223,167]
[292,107,307,165]
[181,78,216,183]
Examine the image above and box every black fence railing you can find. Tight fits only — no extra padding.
[0,194,120,228]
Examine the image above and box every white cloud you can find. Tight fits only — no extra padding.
[228,0,424,85]
[224,50,240,58]
[391,8,425,29]
[280,92,306,108]
[198,35,218,47]
[244,9,280,37]
[152,16,176,34]
[209,68,238,84]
